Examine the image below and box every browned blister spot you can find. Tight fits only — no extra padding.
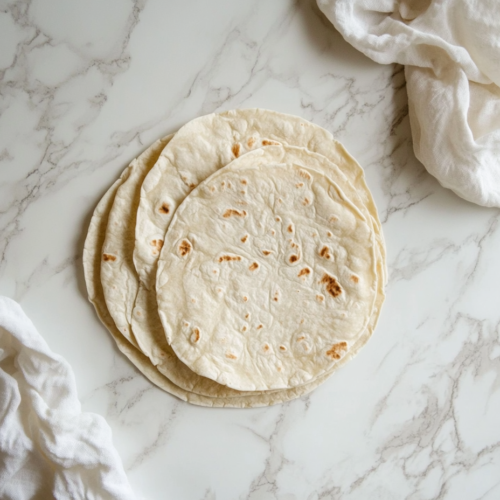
[303,198,310,206]
[321,273,342,298]
[319,246,331,259]
[192,328,200,343]
[279,345,286,351]
[263,250,271,256]
[275,216,281,222]
[219,255,242,262]
[226,352,237,360]
[288,224,293,233]
[289,254,299,263]
[297,336,305,342]
[296,182,304,188]
[223,208,247,218]
[243,296,248,302]
[326,341,348,360]
[316,294,324,303]
[241,179,247,185]
[247,137,256,148]
[103,253,116,262]
[232,143,241,158]
[298,268,310,277]
[245,313,250,319]
[179,240,192,256]
[159,203,170,214]
[249,262,259,271]
[242,326,247,332]
[150,239,164,255]
[299,169,312,180]
[277,366,282,372]
[257,324,263,330]
[189,183,196,189]
[330,216,339,223]
[327,231,333,237]
[350,275,359,283]
[241,234,248,243]
[210,186,216,192]
[262,139,280,146]
[263,344,270,352]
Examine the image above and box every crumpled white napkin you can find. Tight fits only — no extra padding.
[0,296,137,500]
[317,0,500,207]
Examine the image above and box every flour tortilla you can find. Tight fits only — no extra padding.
[134,109,386,292]
[157,146,378,391]
[82,144,346,406]
[132,109,387,389]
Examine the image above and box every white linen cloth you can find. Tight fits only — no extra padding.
[0,296,137,500]
[317,0,500,207]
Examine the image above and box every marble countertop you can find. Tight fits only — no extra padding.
[1,0,500,498]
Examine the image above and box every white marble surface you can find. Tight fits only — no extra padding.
[1,0,500,498]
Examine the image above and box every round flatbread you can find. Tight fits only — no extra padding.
[156,146,378,391]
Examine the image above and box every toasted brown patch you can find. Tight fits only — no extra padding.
[263,250,271,256]
[326,341,348,360]
[103,253,116,262]
[241,179,247,185]
[316,294,324,303]
[296,182,304,188]
[243,296,248,302]
[289,254,299,263]
[263,344,270,351]
[299,169,312,180]
[279,345,286,351]
[242,326,247,332]
[210,186,216,192]
[275,216,281,222]
[223,208,247,218]
[232,143,241,157]
[226,352,237,360]
[298,268,310,277]
[330,216,338,223]
[321,273,342,298]
[159,203,170,214]
[288,224,293,233]
[192,328,200,343]
[247,137,256,148]
[257,324,263,330]
[249,262,259,271]
[241,234,248,243]
[262,139,280,146]
[150,239,164,255]
[218,255,242,262]
[319,246,331,259]
[297,336,305,342]
[350,275,359,283]
[245,313,250,319]
[327,231,333,237]
[179,240,192,256]
[303,198,310,206]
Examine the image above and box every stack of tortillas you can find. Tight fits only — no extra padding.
[83,109,387,408]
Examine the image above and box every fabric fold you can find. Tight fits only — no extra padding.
[318,0,500,207]
[0,296,137,500]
